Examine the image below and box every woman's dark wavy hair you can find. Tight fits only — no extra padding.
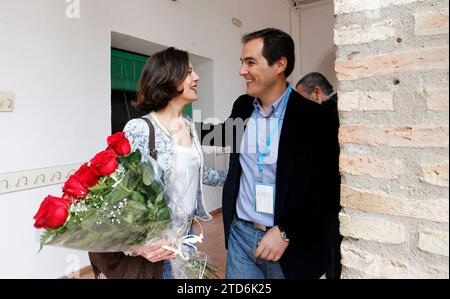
[133,47,189,112]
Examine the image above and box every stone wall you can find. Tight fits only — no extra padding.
[334,0,449,278]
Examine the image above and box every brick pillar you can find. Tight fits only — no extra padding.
[334,0,449,278]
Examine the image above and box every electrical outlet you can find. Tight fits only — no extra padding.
[0,91,14,112]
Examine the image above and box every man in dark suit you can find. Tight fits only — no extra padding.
[296,72,342,279]
[220,28,339,279]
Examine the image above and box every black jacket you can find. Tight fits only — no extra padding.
[220,90,340,279]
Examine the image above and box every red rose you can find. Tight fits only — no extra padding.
[33,195,69,229]
[90,149,118,176]
[74,163,99,187]
[62,193,74,205]
[63,175,89,199]
[107,132,131,156]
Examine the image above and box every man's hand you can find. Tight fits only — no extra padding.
[255,226,289,262]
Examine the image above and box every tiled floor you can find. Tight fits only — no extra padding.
[76,211,227,279]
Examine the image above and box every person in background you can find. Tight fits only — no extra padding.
[296,72,336,105]
[296,72,342,279]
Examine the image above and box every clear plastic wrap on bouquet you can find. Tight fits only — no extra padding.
[164,220,219,279]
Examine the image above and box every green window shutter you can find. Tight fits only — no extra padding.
[111,48,192,118]
[111,49,148,92]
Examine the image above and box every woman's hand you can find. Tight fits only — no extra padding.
[139,239,177,263]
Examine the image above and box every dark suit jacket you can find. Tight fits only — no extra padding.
[220,89,340,279]
[321,93,342,279]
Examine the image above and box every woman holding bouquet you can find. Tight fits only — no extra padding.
[100,47,226,278]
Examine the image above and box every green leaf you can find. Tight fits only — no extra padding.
[131,191,145,204]
[64,217,80,231]
[155,192,164,204]
[38,231,54,252]
[88,177,109,193]
[126,200,147,212]
[146,200,154,210]
[141,163,154,186]
[119,150,141,171]
[118,156,131,170]
[157,207,170,220]
[124,150,142,165]
[110,182,133,204]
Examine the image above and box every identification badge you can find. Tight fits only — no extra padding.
[255,183,275,215]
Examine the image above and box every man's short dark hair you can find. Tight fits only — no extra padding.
[242,28,295,78]
[133,47,189,112]
[296,72,334,95]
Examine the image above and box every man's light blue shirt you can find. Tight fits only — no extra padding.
[236,86,291,227]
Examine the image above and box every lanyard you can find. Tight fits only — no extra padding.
[255,86,292,177]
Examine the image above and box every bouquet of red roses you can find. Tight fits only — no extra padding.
[34,132,171,253]
[33,132,216,278]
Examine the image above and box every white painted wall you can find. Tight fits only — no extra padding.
[297,0,337,89]
[0,0,295,278]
